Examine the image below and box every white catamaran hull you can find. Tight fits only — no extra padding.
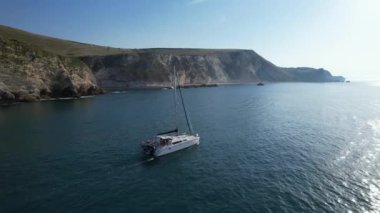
[154,136,200,157]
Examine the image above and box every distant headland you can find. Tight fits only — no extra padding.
[0,25,344,104]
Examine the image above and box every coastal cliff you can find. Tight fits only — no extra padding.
[80,49,288,89]
[0,25,344,104]
[81,49,344,90]
[0,35,103,104]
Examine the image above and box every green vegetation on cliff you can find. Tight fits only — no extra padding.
[0,25,131,57]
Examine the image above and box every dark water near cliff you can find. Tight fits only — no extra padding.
[1,83,380,212]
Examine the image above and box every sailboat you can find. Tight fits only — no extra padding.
[140,65,200,157]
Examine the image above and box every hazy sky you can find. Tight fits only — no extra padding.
[0,0,379,80]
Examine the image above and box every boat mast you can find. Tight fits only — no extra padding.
[173,64,178,135]
[177,69,194,135]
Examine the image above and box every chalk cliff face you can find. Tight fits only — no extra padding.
[80,50,284,89]
[81,49,344,90]
[0,25,344,104]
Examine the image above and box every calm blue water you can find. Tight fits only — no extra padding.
[1,83,380,212]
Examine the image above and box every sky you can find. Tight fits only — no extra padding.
[0,0,379,80]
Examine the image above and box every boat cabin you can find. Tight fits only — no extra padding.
[159,136,171,146]
[156,135,193,147]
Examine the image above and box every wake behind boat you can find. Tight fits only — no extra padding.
[141,63,200,157]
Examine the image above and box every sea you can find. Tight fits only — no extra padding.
[1,82,380,212]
